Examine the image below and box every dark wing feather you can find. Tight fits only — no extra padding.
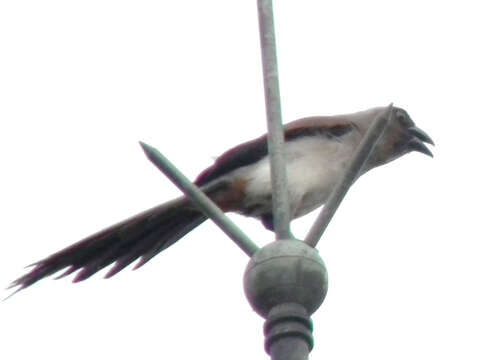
[195,135,269,186]
[195,119,356,186]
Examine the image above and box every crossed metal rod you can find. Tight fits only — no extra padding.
[139,1,393,359]
[140,0,392,256]
[140,0,393,257]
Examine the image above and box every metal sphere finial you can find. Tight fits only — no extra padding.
[243,240,328,318]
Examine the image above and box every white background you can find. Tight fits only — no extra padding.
[1,1,479,359]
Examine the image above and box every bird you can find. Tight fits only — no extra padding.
[8,106,434,295]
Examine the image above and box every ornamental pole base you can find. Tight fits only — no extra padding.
[243,240,328,359]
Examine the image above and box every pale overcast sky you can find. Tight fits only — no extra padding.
[1,1,479,359]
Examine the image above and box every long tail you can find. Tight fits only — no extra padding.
[8,197,207,295]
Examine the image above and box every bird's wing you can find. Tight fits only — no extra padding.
[195,116,357,186]
[195,135,269,186]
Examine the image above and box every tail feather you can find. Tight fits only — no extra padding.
[132,215,204,271]
[8,197,207,294]
[108,214,205,277]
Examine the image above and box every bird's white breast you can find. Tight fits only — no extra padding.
[234,133,359,218]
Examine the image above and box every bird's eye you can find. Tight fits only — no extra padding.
[396,110,412,127]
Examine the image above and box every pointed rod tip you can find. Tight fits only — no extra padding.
[139,141,157,159]
[138,140,150,151]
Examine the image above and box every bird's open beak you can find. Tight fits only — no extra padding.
[408,126,435,157]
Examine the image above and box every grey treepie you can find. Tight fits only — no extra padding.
[9,106,434,294]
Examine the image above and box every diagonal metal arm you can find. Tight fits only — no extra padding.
[140,142,259,257]
[257,0,291,240]
[305,104,394,248]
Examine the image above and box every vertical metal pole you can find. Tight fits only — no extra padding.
[257,0,291,240]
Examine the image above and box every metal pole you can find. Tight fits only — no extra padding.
[140,141,259,257]
[305,104,394,248]
[265,303,313,360]
[257,0,291,240]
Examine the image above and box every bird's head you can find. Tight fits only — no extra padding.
[364,106,435,168]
